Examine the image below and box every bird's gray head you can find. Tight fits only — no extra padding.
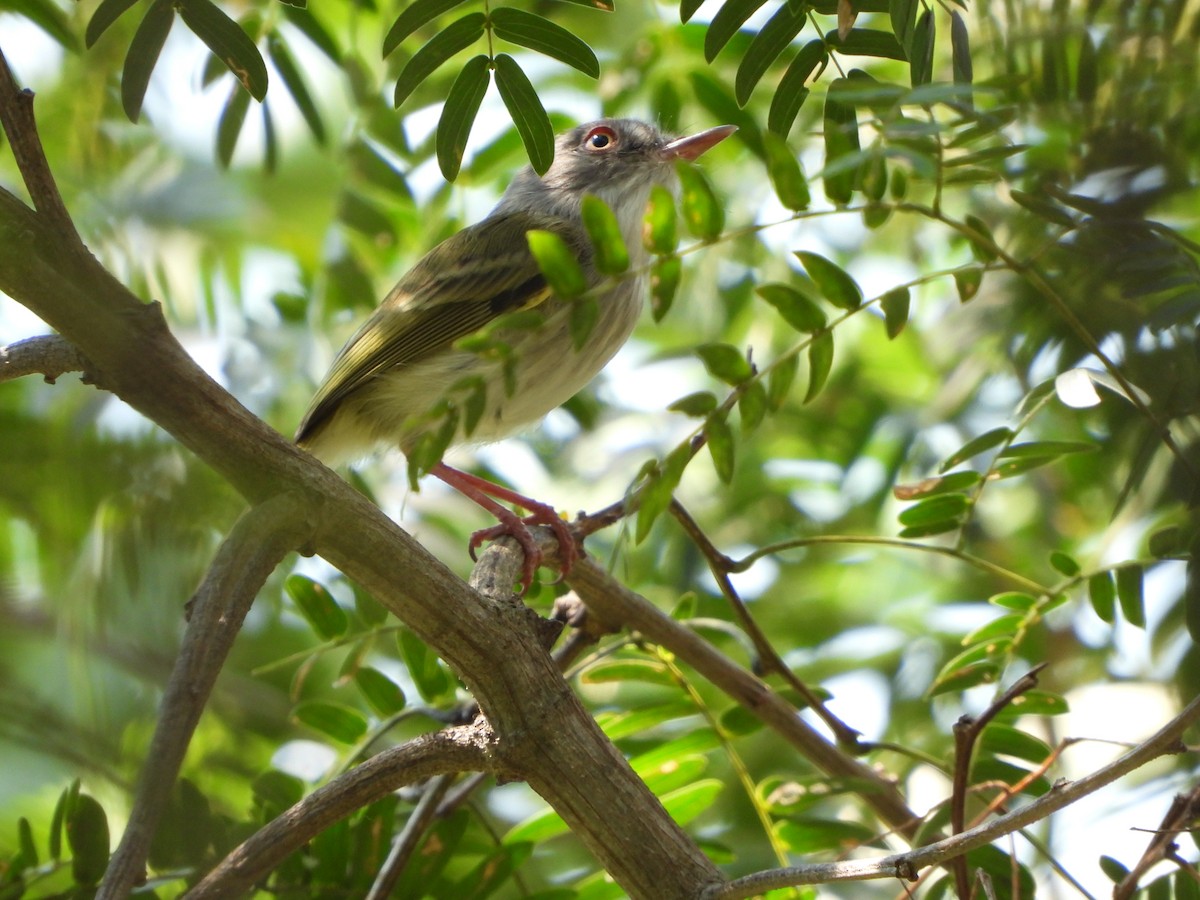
[496,119,736,225]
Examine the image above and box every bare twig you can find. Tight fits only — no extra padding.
[365,774,457,900]
[1114,784,1200,900]
[704,690,1200,900]
[187,728,492,899]
[99,494,315,900]
[0,334,91,384]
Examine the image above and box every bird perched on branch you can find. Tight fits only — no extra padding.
[296,118,736,589]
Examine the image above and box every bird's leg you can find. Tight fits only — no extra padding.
[429,462,580,590]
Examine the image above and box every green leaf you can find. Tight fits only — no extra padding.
[668,391,719,417]
[697,343,753,385]
[989,591,1038,612]
[739,381,768,433]
[355,667,408,716]
[964,214,997,262]
[893,470,981,499]
[568,295,599,351]
[940,426,1013,472]
[393,13,486,108]
[995,689,1069,718]
[910,9,934,87]
[707,413,736,483]
[930,661,1000,696]
[767,352,800,409]
[644,185,678,254]
[795,251,862,310]
[15,816,37,871]
[756,283,826,332]
[997,440,1096,460]
[890,0,919,59]
[216,81,252,168]
[1010,189,1076,228]
[436,55,491,181]
[950,11,972,87]
[822,79,860,205]
[494,54,555,176]
[734,0,808,106]
[879,287,910,338]
[9,0,78,48]
[651,255,682,321]
[899,493,969,527]
[294,701,369,744]
[527,230,587,298]
[582,659,674,686]
[805,330,834,403]
[1049,551,1080,576]
[490,8,600,78]
[285,574,349,640]
[661,779,724,826]
[1089,571,1116,623]
[1116,564,1146,627]
[705,0,768,61]
[178,0,268,100]
[1099,856,1130,883]
[824,28,906,61]
[954,267,983,302]
[283,6,342,64]
[87,0,141,47]
[383,0,471,58]
[581,195,630,275]
[268,34,326,144]
[122,0,176,122]
[768,40,825,135]
[1077,32,1097,103]
[764,132,810,210]
[963,614,1024,646]
[980,724,1052,764]
[677,163,725,240]
[776,817,880,854]
[67,794,110,886]
[636,444,691,542]
[398,629,452,700]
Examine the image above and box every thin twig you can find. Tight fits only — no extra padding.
[365,774,457,900]
[1114,784,1200,900]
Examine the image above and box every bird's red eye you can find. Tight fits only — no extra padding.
[583,126,618,152]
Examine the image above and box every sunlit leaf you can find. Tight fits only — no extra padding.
[527,229,587,298]
[697,343,753,384]
[899,493,969,527]
[661,779,724,825]
[940,427,1012,472]
[383,0,471,58]
[490,7,600,78]
[293,701,369,743]
[795,251,862,310]
[644,185,678,254]
[805,330,834,403]
[756,283,826,333]
[581,195,630,275]
[651,255,682,321]
[582,659,675,686]
[677,163,725,240]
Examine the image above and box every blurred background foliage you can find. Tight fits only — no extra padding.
[2,0,1200,894]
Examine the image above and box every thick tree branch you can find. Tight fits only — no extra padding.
[0,334,90,383]
[100,493,315,900]
[187,727,492,899]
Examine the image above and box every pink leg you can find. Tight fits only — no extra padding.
[430,463,580,590]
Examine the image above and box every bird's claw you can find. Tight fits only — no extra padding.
[469,507,580,592]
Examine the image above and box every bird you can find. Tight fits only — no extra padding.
[295,118,736,589]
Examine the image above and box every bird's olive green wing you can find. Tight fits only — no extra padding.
[295,210,586,442]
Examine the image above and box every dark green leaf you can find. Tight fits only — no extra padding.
[527,229,587,298]
[964,214,997,262]
[1176,871,1200,900]
[1149,526,1184,558]
[804,330,834,403]
[637,444,691,542]
[1099,856,1130,883]
[285,574,349,639]
[680,0,705,21]
[893,470,981,499]
[50,784,69,860]
[795,251,862,309]
[87,0,141,47]
[294,701,369,743]
[756,282,826,332]
[338,190,395,240]
[383,0,470,58]
[676,163,725,240]
[1116,564,1146,627]
[997,440,1096,460]
[66,794,109,886]
[930,661,999,696]
[348,139,412,198]
[651,255,682,321]
[950,11,972,88]
[880,287,910,337]
[705,0,768,61]
[734,0,808,106]
[282,6,342,63]
[707,413,736,483]
[16,816,37,870]
[1076,32,1097,103]
[822,79,860,205]
[1010,189,1076,228]
[697,343,753,385]
[490,8,600,78]
[1049,551,1080,577]
[398,629,452,700]
[268,34,326,144]
[644,185,678,254]
[768,40,825,135]
[1089,571,1116,623]
[954,267,983,302]
[355,667,407,716]
[494,54,555,176]
[764,132,810,210]
[568,295,599,350]
[352,583,389,626]
[980,724,1052,764]
[178,0,268,100]
[252,769,305,812]
[393,13,486,108]
[669,391,719,417]
[261,91,278,173]
[581,195,630,275]
[940,427,1012,472]
[767,352,799,409]
[910,9,934,87]
[824,28,906,61]
[436,55,491,181]
[890,0,918,59]
[216,81,251,168]
[739,381,768,433]
[898,493,969,527]
[122,0,176,122]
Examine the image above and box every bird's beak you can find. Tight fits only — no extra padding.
[662,124,738,162]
